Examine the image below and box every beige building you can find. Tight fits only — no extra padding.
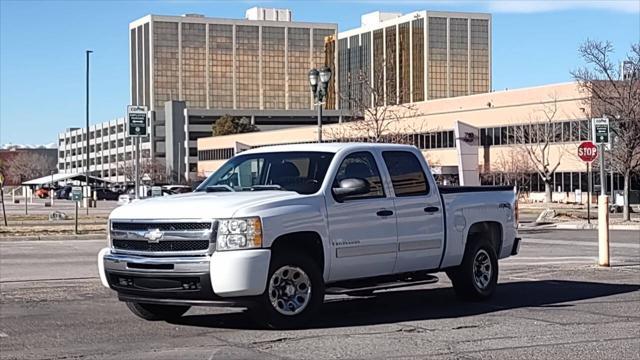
[197,82,637,200]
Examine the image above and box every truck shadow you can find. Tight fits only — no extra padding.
[172,280,639,330]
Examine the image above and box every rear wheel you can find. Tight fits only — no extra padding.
[447,238,498,300]
[125,302,190,321]
[253,251,324,329]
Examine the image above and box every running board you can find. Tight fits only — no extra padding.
[325,274,439,295]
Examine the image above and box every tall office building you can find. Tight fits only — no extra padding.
[129,8,339,181]
[337,11,491,109]
[129,9,337,111]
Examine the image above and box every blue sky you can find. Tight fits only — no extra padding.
[1,0,639,146]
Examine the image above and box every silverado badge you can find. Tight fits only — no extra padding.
[144,228,164,243]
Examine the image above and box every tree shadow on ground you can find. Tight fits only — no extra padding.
[172,280,639,330]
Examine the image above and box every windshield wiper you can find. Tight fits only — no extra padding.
[205,185,235,192]
[247,185,285,191]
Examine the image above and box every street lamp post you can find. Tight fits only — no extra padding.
[308,67,332,143]
[85,50,92,214]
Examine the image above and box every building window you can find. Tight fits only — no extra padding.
[209,24,234,109]
[236,25,260,109]
[411,18,425,102]
[153,21,179,109]
[449,18,468,97]
[398,22,410,104]
[428,17,447,99]
[287,27,310,110]
[181,22,207,108]
[470,19,489,94]
[385,26,397,105]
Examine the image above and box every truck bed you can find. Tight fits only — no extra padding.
[438,185,515,194]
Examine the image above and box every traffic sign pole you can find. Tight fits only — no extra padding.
[592,117,611,268]
[127,105,148,200]
[587,163,591,225]
[135,136,140,200]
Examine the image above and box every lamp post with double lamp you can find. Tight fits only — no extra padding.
[308,66,332,143]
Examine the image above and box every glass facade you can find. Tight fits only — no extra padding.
[137,18,335,111]
[312,29,334,68]
[287,27,310,110]
[153,21,179,109]
[398,22,410,104]
[411,19,425,102]
[385,26,397,105]
[449,18,468,97]
[348,35,360,110]
[360,32,371,107]
[130,28,137,105]
[470,19,490,94]
[372,29,384,106]
[236,25,260,109]
[181,23,207,108]
[209,24,233,108]
[338,38,349,109]
[262,27,285,109]
[143,23,150,107]
[428,17,447,99]
[337,13,489,105]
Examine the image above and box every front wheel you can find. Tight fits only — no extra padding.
[446,238,498,300]
[253,251,324,329]
[125,302,190,321]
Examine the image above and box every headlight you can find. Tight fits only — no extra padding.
[216,217,262,251]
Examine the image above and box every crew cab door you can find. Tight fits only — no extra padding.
[326,151,398,281]
[381,150,445,273]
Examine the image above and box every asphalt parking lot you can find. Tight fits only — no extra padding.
[1,229,639,360]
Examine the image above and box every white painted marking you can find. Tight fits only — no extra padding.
[0,332,8,338]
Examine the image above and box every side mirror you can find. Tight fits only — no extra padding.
[332,178,370,202]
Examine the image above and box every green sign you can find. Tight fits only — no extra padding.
[71,187,83,202]
[127,105,148,137]
[592,117,610,144]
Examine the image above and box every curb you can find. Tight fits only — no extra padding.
[0,233,105,241]
[520,223,640,231]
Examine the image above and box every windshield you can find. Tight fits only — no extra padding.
[196,151,335,195]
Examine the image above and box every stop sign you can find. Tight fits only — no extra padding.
[578,141,598,162]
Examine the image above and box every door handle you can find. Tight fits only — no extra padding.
[424,206,440,213]
[376,209,394,217]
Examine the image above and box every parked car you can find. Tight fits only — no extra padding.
[98,143,520,329]
[117,194,132,205]
[94,188,120,201]
[35,188,50,199]
[55,186,72,200]
[162,185,191,194]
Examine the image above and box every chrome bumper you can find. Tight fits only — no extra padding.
[103,252,210,274]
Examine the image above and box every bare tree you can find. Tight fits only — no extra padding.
[118,159,170,184]
[325,69,427,144]
[6,152,57,184]
[572,40,640,221]
[492,149,535,194]
[512,97,567,203]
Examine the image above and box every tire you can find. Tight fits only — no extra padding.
[125,302,190,321]
[253,250,325,329]
[446,237,498,301]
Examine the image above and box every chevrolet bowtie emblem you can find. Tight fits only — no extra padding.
[144,228,164,243]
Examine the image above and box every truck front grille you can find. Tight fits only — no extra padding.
[112,239,210,252]
[110,220,215,255]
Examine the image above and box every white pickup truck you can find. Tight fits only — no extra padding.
[98,143,520,328]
